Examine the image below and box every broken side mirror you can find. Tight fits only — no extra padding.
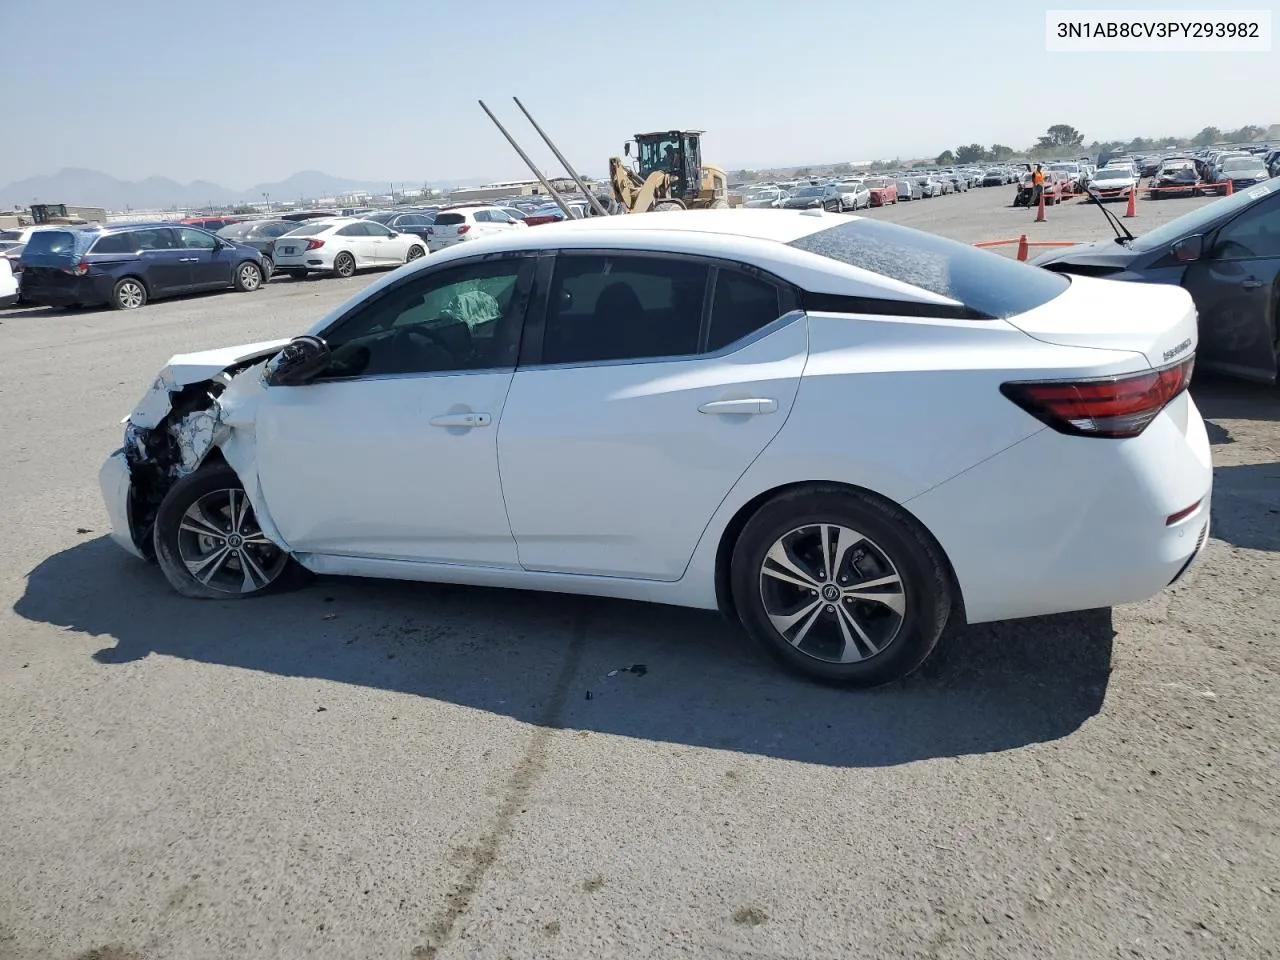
[1172,234,1204,263]
[263,335,331,386]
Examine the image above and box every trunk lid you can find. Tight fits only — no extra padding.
[19,228,95,269]
[430,212,469,241]
[1004,273,1198,371]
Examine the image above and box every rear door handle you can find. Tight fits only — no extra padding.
[698,398,778,415]
[1242,278,1263,289]
[178,257,199,262]
[429,412,491,428]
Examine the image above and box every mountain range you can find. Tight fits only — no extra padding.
[0,168,494,211]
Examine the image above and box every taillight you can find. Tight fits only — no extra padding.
[304,239,324,250]
[457,224,471,235]
[1000,355,1194,439]
[63,260,90,276]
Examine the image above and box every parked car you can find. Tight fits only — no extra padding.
[524,203,571,226]
[1151,159,1201,198]
[363,210,437,245]
[99,209,1211,688]
[917,176,944,198]
[895,177,922,201]
[215,219,300,279]
[862,177,899,206]
[781,184,842,211]
[181,216,246,232]
[273,218,427,279]
[834,180,871,211]
[981,167,1006,187]
[426,206,528,253]
[18,223,265,310]
[1216,156,1271,194]
[943,171,969,193]
[1087,166,1138,202]
[0,255,16,309]
[1033,176,1280,383]
[743,188,790,209]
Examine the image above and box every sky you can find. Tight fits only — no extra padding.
[2,0,1277,189]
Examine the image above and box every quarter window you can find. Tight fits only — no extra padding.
[706,271,784,351]
[316,258,531,379]
[539,254,710,364]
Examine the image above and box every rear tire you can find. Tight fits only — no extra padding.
[261,255,274,280]
[111,277,147,311]
[287,269,308,280]
[334,252,356,278]
[730,486,952,687]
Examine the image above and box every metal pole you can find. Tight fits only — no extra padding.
[512,97,610,217]
[478,100,575,219]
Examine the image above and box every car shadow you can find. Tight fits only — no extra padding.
[14,537,1114,768]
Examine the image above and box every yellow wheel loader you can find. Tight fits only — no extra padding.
[609,130,737,213]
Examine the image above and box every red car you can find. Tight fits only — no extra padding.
[179,216,246,231]
[863,176,899,206]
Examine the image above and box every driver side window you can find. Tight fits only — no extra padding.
[315,257,532,380]
[1214,196,1280,260]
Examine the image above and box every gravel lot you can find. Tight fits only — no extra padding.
[1,192,1278,960]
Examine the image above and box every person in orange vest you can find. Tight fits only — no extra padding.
[1030,164,1045,211]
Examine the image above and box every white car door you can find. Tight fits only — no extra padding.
[366,221,403,263]
[251,255,536,564]
[497,253,808,581]
[333,222,375,266]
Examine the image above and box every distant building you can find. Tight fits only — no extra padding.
[446,177,584,203]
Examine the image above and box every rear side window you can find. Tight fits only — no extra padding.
[285,223,329,237]
[24,230,80,256]
[434,213,466,226]
[91,233,139,255]
[787,219,1069,319]
[134,229,177,251]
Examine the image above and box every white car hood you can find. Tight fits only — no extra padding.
[129,339,289,429]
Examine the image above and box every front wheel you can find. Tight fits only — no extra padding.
[233,261,263,292]
[153,465,303,599]
[730,487,952,686]
[406,244,425,263]
[333,252,356,278]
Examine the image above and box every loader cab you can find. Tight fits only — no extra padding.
[626,130,705,201]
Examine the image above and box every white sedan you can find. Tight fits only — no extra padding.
[272,217,427,279]
[99,210,1211,687]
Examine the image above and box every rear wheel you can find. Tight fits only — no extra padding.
[334,252,356,278]
[233,261,262,292]
[730,487,952,686]
[111,277,147,310]
[153,465,302,600]
[261,255,274,280]
[654,201,683,212]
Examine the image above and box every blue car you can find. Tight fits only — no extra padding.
[19,222,266,310]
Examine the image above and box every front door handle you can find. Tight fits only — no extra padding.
[1241,278,1263,289]
[698,398,778,415]
[429,412,491,428]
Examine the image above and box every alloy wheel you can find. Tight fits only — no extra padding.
[758,523,906,664]
[177,488,288,595]
[238,263,261,290]
[117,281,145,309]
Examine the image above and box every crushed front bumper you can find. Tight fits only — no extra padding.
[99,448,145,559]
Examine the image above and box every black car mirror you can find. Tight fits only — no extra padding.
[1172,234,1205,263]
[263,335,331,387]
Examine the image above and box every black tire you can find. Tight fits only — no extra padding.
[333,252,356,278]
[111,276,147,311]
[153,465,305,600]
[287,269,308,280]
[406,244,425,263]
[261,255,274,280]
[730,486,952,687]
[233,261,263,292]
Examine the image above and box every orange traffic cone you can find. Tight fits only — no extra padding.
[1034,193,1046,222]
[1016,234,1029,261]
[1124,187,1137,218]
[1225,179,1234,196]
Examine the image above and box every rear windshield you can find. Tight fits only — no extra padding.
[788,219,1070,319]
[283,223,329,237]
[23,230,81,257]
[434,213,466,225]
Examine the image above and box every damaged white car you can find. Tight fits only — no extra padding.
[102,211,1212,687]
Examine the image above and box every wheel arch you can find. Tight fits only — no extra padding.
[712,480,967,626]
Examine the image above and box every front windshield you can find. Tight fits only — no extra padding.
[1223,158,1264,172]
[864,178,888,187]
[794,187,824,197]
[1128,178,1280,253]
[1094,169,1131,181]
